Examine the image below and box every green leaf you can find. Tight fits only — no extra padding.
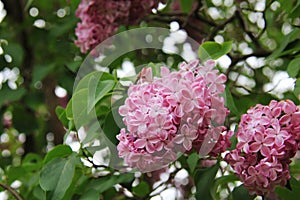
[87,77,115,112]
[132,181,150,197]
[288,2,300,18]
[24,0,34,11]
[3,43,24,66]
[198,41,232,61]
[75,71,114,92]
[232,184,255,200]
[55,106,68,128]
[33,185,46,200]
[87,173,134,193]
[224,87,240,116]
[287,57,300,78]
[180,0,194,12]
[22,153,43,172]
[0,86,26,106]
[294,78,300,98]
[211,175,239,200]
[71,89,93,128]
[32,63,55,85]
[43,145,73,164]
[7,166,27,184]
[268,29,300,59]
[79,189,100,200]
[81,122,101,145]
[66,60,81,73]
[276,177,300,200]
[40,156,77,200]
[187,152,199,173]
[194,162,219,200]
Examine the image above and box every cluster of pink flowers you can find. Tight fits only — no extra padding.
[225,100,300,195]
[75,0,163,53]
[117,60,233,172]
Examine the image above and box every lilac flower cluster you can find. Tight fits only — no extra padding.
[226,100,300,195]
[117,60,233,172]
[75,0,162,53]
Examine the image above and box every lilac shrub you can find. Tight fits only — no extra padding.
[226,100,300,195]
[117,60,233,172]
[75,0,163,53]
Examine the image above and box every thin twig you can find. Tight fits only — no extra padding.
[0,182,23,200]
[207,13,236,41]
[226,51,271,75]
[235,8,261,48]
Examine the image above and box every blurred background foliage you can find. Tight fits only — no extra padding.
[0,0,299,199]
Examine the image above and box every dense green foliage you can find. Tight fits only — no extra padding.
[0,0,300,199]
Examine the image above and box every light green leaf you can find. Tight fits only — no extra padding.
[55,106,68,128]
[40,156,77,200]
[187,152,199,173]
[87,77,115,112]
[72,89,94,128]
[198,41,232,61]
[43,145,73,164]
[224,87,239,116]
[211,174,239,200]
[287,57,300,78]
[75,71,114,92]
[22,153,43,172]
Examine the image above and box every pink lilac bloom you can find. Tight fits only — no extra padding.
[75,0,163,53]
[117,60,233,172]
[225,100,300,196]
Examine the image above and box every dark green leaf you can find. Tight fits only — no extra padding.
[7,166,27,184]
[180,0,194,13]
[268,29,300,59]
[194,162,219,200]
[33,185,46,200]
[232,184,255,200]
[32,63,55,85]
[87,173,134,193]
[288,2,300,18]
[132,181,150,197]
[79,189,100,200]
[198,41,232,61]
[3,43,24,66]
[276,177,300,200]
[0,86,26,106]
